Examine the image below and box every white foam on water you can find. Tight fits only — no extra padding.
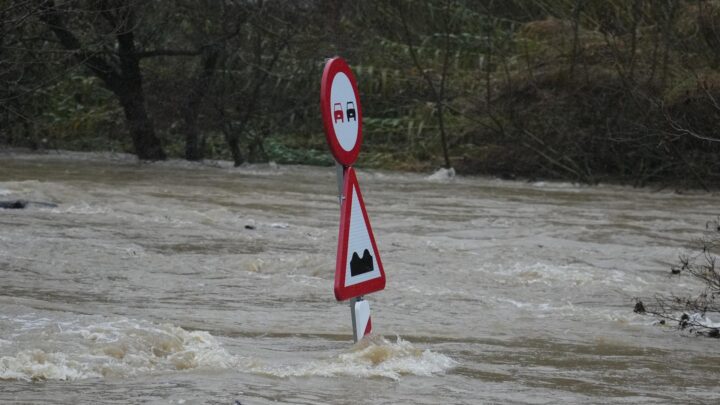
[531,181,582,190]
[425,167,456,182]
[0,181,41,198]
[48,202,109,215]
[253,335,456,380]
[688,312,720,328]
[225,162,287,177]
[0,316,236,382]
[492,262,634,289]
[490,297,582,322]
[0,350,101,381]
[1,150,138,164]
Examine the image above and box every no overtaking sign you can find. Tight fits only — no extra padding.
[320,57,363,166]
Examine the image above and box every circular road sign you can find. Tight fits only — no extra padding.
[321,57,363,166]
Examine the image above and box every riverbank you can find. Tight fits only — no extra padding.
[4,145,718,192]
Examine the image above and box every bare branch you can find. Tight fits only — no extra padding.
[133,49,200,58]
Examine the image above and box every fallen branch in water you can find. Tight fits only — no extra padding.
[634,217,720,338]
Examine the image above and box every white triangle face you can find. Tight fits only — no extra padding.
[344,183,381,287]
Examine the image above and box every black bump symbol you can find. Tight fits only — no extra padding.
[350,249,374,276]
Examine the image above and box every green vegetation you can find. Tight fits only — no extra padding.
[2,1,720,187]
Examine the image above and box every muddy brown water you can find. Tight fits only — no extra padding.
[1,151,719,404]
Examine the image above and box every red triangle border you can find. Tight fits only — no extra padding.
[334,167,386,301]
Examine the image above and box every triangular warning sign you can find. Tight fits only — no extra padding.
[334,167,386,301]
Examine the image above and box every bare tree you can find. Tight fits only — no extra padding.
[36,0,187,159]
[179,46,220,161]
[212,0,299,166]
[393,0,456,169]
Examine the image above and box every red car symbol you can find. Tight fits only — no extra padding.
[333,103,344,123]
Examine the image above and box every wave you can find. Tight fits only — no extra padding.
[425,167,456,182]
[1,311,455,383]
[253,335,456,380]
[0,316,235,382]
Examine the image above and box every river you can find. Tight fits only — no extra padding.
[1,151,719,404]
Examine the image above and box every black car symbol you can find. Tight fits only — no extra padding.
[346,101,356,121]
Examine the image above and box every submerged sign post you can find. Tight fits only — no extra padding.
[321,57,386,342]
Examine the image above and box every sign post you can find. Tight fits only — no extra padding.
[321,57,386,342]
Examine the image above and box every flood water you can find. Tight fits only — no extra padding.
[1,151,719,404]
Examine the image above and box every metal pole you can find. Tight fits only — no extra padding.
[336,163,361,343]
[335,162,345,205]
[336,163,359,342]
[350,297,358,342]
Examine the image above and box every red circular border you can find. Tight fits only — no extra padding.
[320,57,363,166]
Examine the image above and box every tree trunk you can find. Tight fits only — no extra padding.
[569,0,584,79]
[113,7,165,161]
[438,0,452,169]
[183,48,219,161]
[661,1,678,89]
[184,111,202,161]
[38,0,166,161]
[437,102,451,168]
[226,132,244,167]
[117,85,165,161]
